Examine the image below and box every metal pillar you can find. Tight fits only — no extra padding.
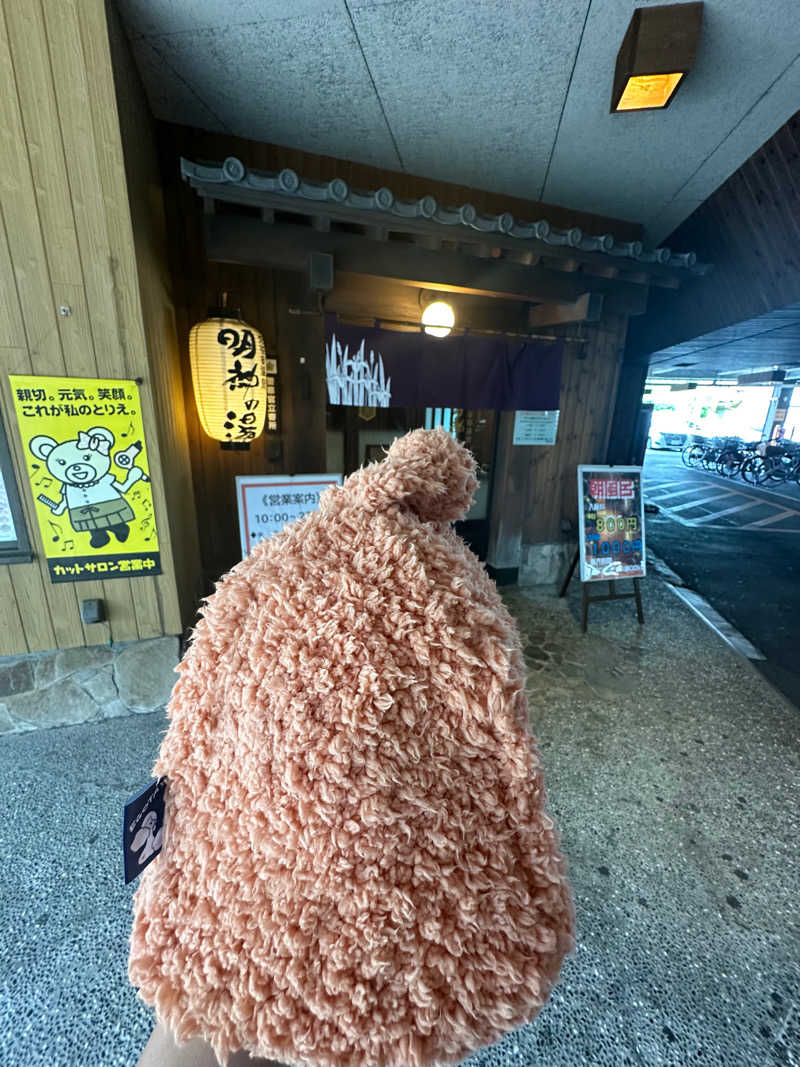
[762,384,794,441]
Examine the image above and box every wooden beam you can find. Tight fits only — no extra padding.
[507,249,541,266]
[583,262,618,279]
[528,292,604,327]
[195,182,686,282]
[412,233,441,251]
[542,256,580,272]
[204,216,649,315]
[326,275,531,333]
[618,270,650,285]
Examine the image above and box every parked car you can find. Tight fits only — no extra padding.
[649,430,688,450]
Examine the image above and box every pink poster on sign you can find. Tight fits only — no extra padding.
[577,465,646,582]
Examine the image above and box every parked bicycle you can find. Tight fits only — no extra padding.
[680,435,800,486]
[681,435,711,468]
[682,436,754,475]
[741,441,800,485]
[715,438,762,479]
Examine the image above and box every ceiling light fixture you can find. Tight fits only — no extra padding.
[421,300,455,339]
[611,3,704,113]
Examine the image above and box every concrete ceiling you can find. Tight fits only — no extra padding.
[647,302,800,381]
[116,0,800,244]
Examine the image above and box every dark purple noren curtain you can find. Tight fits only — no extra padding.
[325,315,563,411]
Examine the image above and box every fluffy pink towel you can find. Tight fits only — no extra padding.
[129,428,574,1066]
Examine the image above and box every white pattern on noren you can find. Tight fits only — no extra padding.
[325,334,391,407]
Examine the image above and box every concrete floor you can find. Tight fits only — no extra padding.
[1,577,798,1067]
[643,448,800,709]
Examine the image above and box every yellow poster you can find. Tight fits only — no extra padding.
[9,375,161,583]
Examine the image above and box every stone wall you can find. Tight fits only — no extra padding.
[0,637,180,734]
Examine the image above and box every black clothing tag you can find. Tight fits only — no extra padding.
[123,777,166,885]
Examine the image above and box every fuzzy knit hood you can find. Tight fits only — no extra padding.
[129,428,574,1067]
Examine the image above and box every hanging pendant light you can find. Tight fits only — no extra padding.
[189,293,268,448]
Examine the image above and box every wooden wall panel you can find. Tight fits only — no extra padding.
[0,562,26,655]
[274,275,327,477]
[532,316,626,543]
[628,112,800,359]
[158,125,331,587]
[0,6,85,650]
[485,313,628,569]
[6,1,112,648]
[0,0,186,653]
[0,205,25,349]
[167,260,285,586]
[78,0,180,638]
[0,353,58,653]
[164,251,327,587]
[106,1,203,628]
[485,411,529,570]
[0,158,35,651]
[47,0,143,643]
[5,3,80,290]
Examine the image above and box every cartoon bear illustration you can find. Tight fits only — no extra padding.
[29,427,144,549]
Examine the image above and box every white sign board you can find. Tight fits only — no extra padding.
[235,474,342,558]
[513,410,559,445]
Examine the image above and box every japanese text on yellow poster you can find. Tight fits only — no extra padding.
[9,375,161,583]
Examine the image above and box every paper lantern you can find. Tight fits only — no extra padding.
[189,302,268,446]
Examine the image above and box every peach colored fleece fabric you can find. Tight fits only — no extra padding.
[129,428,574,1067]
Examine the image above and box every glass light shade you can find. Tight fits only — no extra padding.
[189,314,268,443]
[422,300,455,338]
[616,72,683,111]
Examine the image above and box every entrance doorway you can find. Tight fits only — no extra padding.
[326,404,497,559]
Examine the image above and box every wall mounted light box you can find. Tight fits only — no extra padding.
[611,2,704,113]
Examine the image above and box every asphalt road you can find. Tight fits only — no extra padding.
[643,448,800,711]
